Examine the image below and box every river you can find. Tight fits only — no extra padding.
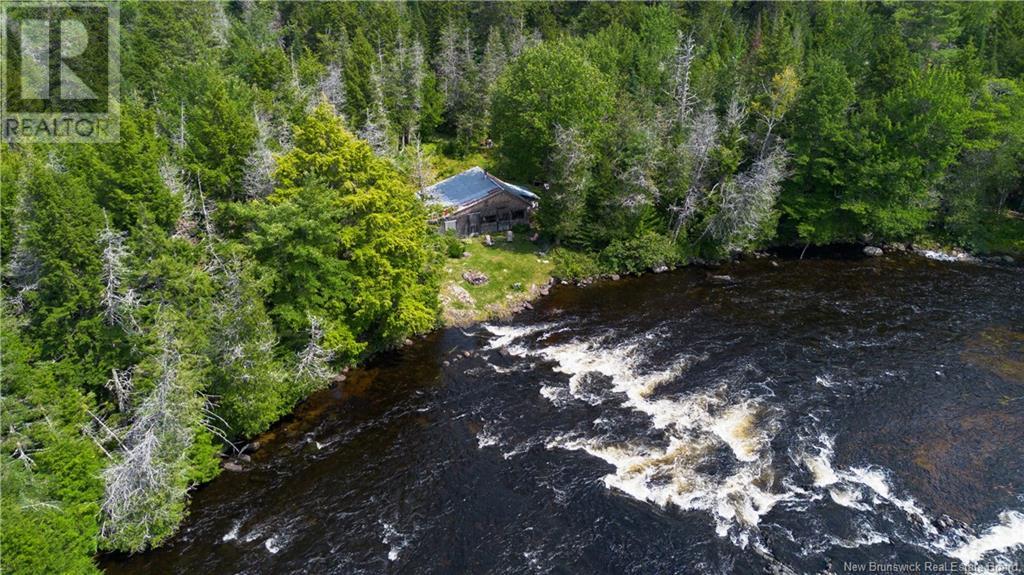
[103,254,1024,574]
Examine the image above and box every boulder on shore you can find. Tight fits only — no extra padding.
[462,270,489,285]
[863,246,884,257]
[223,461,245,472]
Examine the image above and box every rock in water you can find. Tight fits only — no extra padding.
[863,246,884,257]
[652,265,669,273]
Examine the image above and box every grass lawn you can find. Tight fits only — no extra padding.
[440,235,554,326]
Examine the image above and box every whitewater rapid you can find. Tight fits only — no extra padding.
[482,322,1024,571]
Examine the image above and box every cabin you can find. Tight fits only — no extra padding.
[424,167,538,237]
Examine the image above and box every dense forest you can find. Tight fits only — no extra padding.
[2,1,1023,572]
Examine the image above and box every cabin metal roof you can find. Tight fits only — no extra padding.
[424,166,538,208]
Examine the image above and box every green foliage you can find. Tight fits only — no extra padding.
[207,259,292,438]
[845,67,970,240]
[1,313,104,575]
[781,54,859,244]
[241,103,439,361]
[600,232,680,275]
[551,247,605,281]
[175,65,258,201]
[3,2,1024,571]
[491,42,616,181]
[989,2,1024,79]
[442,231,466,259]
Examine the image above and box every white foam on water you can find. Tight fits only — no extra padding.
[264,537,280,554]
[539,385,571,407]
[504,329,791,547]
[829,522,891,549]
[815,374,838,389]
[711,402,764,463]
[380,521,411,561]
[828,487,870,511]
[919,249,976,263]
[476,426,499,449]
[490,324,1024,563]
[222,521,241,542]
[482,322,558,351]
[948,510,1024,565]
[800,434,840,488]
[843,466,936,535]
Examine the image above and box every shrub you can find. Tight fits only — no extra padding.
[442,231,465,258]
[600,232,679,274]
[551,247,604,280]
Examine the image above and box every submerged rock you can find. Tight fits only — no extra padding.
[223,461,245,472]
[863,246,884,257]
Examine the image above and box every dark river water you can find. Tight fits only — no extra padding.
[103,254,1024,575]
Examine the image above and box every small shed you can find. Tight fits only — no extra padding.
[424,167,538,236]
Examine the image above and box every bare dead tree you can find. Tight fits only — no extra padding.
[707,144,788,249]
[670,109,720,239]
[436,20,463,109]
[481,27,508,91]
[171,102,187,151]
[670,32,699,131]
[409,135,435,197]
[6,183,41,313]
[211,2,230,48]
[105,368,135,412]
[506,15,540,60]
[544,125,593,242]
[98,215,140,332]
[725,92,748,133]
[616,119,663,210]
[101,324,203,550]
[243,110,276,200]
[316,61,347,115]
[296,315,334,383]
[359,66,392,156]
[162,161,198,241]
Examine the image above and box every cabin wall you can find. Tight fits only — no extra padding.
[440,191,533,236]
